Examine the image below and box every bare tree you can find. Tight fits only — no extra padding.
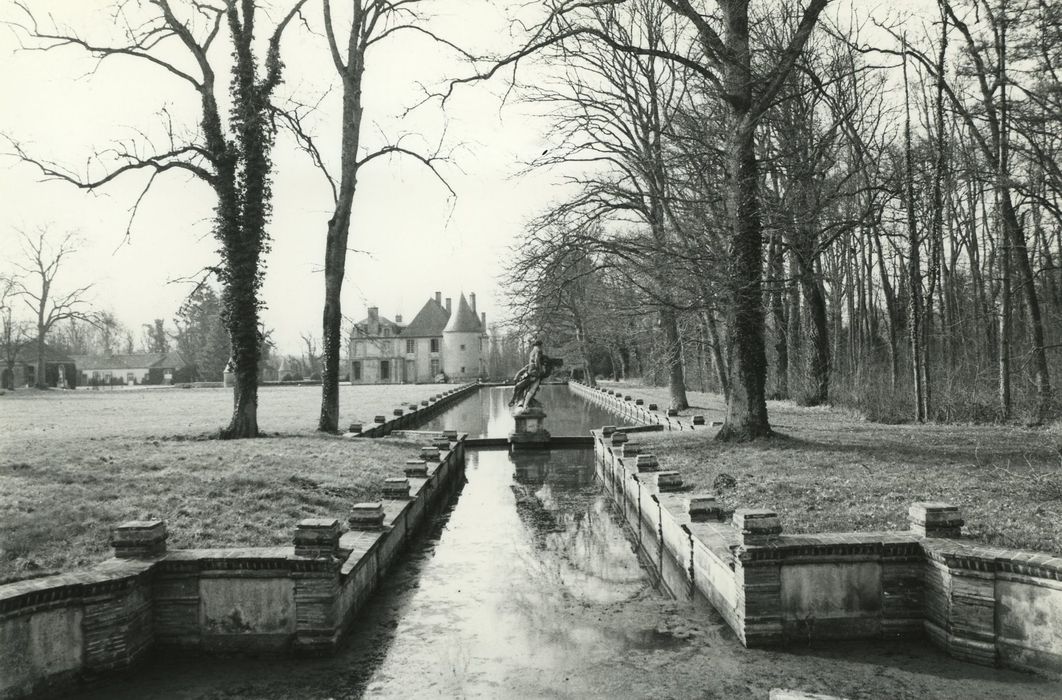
[0,276,32,389]
[10,229,94,388]
[277,0,456,432]
[8,0,307,436]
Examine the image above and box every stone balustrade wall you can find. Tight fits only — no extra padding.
[0,433,467,700]
[592,429,1062,678]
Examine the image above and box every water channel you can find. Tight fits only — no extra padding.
[74,385,1062,699]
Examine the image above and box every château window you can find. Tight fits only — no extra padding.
[406,339,414,353]
[430,338,440,353]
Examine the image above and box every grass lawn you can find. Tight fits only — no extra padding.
[0,384,451,583]
[601,382,1062,555]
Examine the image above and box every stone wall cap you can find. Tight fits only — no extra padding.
[115,520,165,531]
[297,518,340,530]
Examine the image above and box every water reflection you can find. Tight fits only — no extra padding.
[420,384,624,438]
[359,448,655,697]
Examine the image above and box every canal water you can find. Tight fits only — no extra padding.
[420,384,620,438]
[73,386,1062,699]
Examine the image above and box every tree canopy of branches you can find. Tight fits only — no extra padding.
[8,0,306,436]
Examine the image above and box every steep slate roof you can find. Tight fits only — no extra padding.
[444,293,482,333]
[398,297,451,338]
[351,314,404,334]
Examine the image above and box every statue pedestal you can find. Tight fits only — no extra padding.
[509,403,550,450]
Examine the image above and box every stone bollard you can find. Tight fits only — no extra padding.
[610,431,628,447]
[620,442,641,458]
[374,415,386,424]
[421,400,429,407]
[432,438,451,451]
[349,422,363,434]
[693,415,706,426]
[733,508,782,546]
[602,425,617,437]
[648,403,659,411]
[667,408,679,417]
[111,520,167,559]
[419,445,441,461]
[635,399,644,406]
[635,454,660,473]
[393,408,404,417]
[688,495,722,522]
[349,502,385,530]
[909,502,963,538]
[442,429,458,441]
[293,518,340,557]
[408,404,418,412]
[383,477,411,499]
[404,459,428,478]
[656,470,683,492]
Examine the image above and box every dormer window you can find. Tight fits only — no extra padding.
[382,327,390,337]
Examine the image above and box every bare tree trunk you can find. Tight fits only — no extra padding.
[903,45,927,423]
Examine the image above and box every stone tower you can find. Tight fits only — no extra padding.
[442,293,483,380]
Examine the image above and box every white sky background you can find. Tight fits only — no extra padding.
[0,0,933,355]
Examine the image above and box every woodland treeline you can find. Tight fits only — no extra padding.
[504,0,1062,429]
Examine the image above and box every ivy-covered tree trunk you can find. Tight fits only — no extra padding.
[717,0,770,440]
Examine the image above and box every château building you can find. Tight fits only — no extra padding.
[348,292,488,384]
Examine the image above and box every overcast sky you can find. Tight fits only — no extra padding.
[0,0,930,355]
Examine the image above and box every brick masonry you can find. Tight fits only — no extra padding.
[591,429,1062,677]
[0,432,468,700]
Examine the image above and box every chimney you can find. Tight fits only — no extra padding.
[445,297,452,314]
[435,291,442,305]
[368,306,379,322]
[481,312,486,327]
[395,314,403,324]
[470,293,477,313]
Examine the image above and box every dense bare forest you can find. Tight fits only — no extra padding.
[503,0,1062,432]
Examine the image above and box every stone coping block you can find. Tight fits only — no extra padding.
[419,446,441,460]
[408,404,419,411]
[666,408,679,417]
[656,470,683,491]
[909,502,964,538]
[624,395,632,401]
[693,415,706,425]
[769,690,846,700]
[610,432,628,445]
[442,430,458,440]
[689,495,722,521]
[432,439,452,450]
[620,442,641,457]
[733,508,782,544]
[636,454,660,472]
[112,520,167,558]
[349,502,385,530]
[349,422,363,433]
[374,415,386,423]
[635,399,644,405]
[393,408,404,416]
[602,425,617,437]
[383,477,411,499]
[648,403,659,411]
[921,538,1062,580]
[404,459,428,477]
[293,518,340,556]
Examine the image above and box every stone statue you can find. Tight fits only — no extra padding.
[509,340,562,410]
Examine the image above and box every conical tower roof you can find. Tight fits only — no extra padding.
[443,293,482,333]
